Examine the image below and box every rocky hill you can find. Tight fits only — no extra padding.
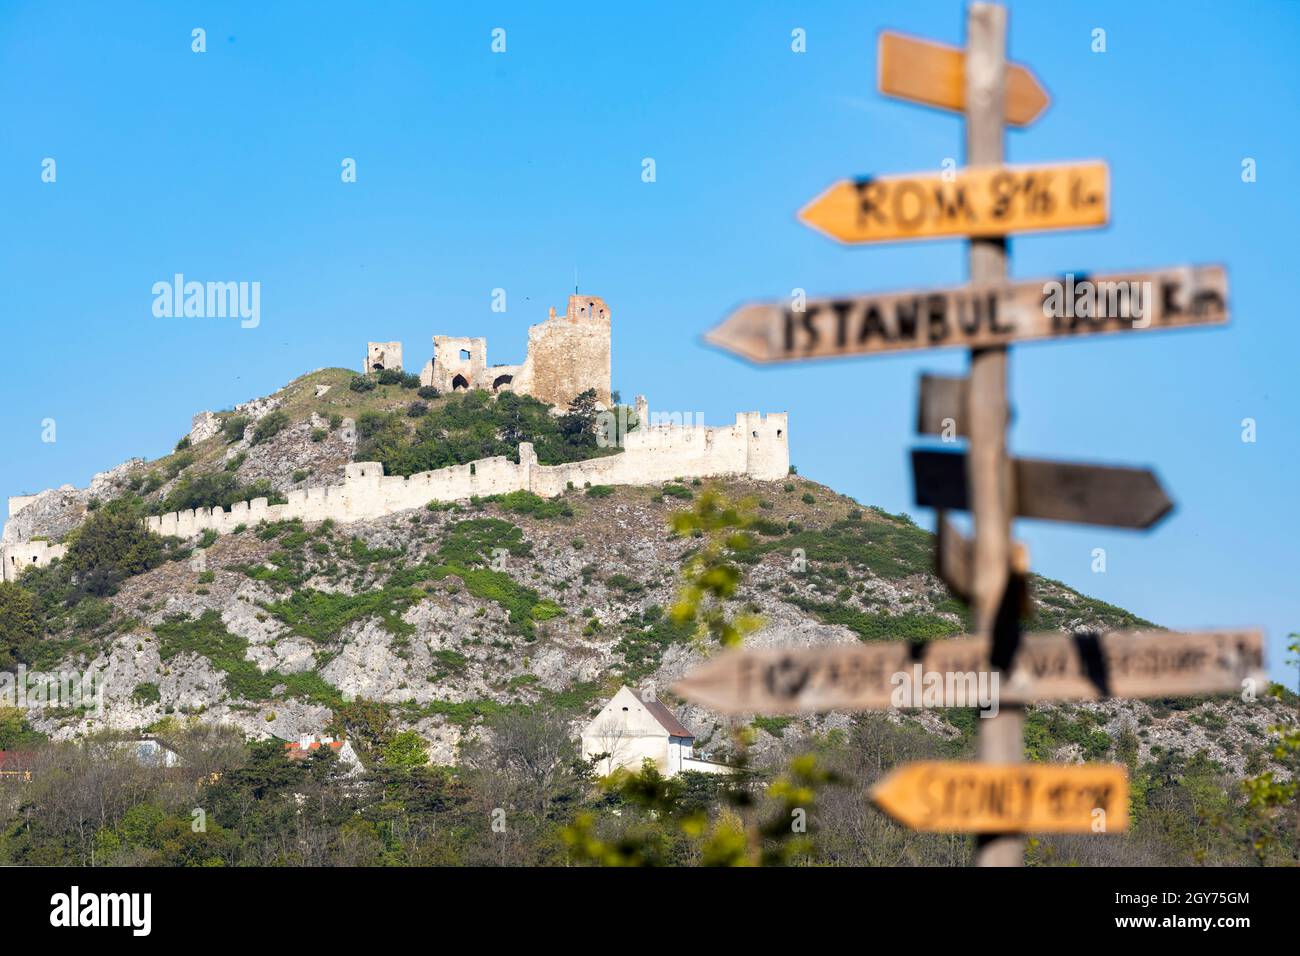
[3,368,1293,790]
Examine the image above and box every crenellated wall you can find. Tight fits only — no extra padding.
[132,410,788,543]
[1,408,788,575]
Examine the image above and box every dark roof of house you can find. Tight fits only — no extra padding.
[633,690,695,740]
[0,751,37,769]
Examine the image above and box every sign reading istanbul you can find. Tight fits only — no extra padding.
[798,160,1107,244]
[870,761,1129,834]
[705,265,1228,363]
[670,629,1264,715]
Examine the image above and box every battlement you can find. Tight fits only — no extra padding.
[71,403,785,552]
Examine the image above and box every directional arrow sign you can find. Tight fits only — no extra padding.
[878,31,1051,127]
[671,630,1264,714]
[912,449,1175,529]
[798,161,1107,245]
[870,762,1129,833]
[936,511,1029,607]
[705,265,1228,364]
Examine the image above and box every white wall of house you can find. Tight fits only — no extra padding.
[581,687,684,777]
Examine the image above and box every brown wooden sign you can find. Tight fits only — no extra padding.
[878,31,1050,126]
[670,629,1263,714]
[705,265,1228,364]
[935,512,1029,607]
[870,761,1129,833]
[912,449,1175,529]
[798,161,1107,245]
[918,374,969,437]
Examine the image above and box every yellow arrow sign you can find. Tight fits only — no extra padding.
[799,161,1108,244]
[878,31,1050,126]
[870,762,1129,833]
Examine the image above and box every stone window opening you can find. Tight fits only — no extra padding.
[492,374,513,391]
[459,349,471,361]
[452,374,469,390]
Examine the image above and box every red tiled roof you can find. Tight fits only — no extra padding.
[0,751,37,769]
[635,691,695,740]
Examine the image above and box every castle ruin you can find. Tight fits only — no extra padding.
[2,290,789,579]
[368,294,611,407]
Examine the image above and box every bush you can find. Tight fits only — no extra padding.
[492,490,572,519]
[358,390,615,477]
[585,485,614,498]
[251,411,289,446]
[349,374,377,393]
[292,470,308,484]
[163,452,193,480]
[156,470,286,515]
[174,435,191,452]
[0,582,40,669]
[310,428,327,443]
[801,493,815,505]
[417,386,440,400]
[407,401,429,418]
[65,504,165,596]
[221,415,250,443]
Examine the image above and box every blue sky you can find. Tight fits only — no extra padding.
[2,1,1297,683]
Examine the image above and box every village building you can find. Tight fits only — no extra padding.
[581,686,731,777]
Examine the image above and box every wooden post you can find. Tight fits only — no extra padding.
[965,2,1024,868]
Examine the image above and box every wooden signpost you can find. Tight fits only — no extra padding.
[936,513,1030,611]
[705,264,1228,364]
[878,31,1050,126]
[672,629,1265,715]
[870,762,1129,833]
[912,450,1175,529]
[690,2,1254,866]
[798,161,1108,245]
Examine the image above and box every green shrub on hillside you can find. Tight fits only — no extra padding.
[65,502,165,596]
[221,415,250,443]
[154,471,286,515]
[251,411,289,446]
[355,389,625,477]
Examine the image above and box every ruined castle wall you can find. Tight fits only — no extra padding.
[365,342,403,373]
[44,409,789,555]
[1,540,68,583]
[518,296,611,407]
[411,295,610,406]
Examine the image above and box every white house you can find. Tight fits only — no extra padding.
[581,687,732,777]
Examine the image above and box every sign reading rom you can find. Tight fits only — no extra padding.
[798,161,1108,244]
